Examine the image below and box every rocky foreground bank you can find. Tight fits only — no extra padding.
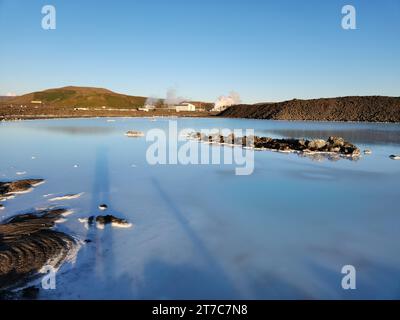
[0,179,44,202]
[0,178,132,297]
[219,96,400,123]
[0,208,78,291]
[0,179,78,293]
[188,132,361,157]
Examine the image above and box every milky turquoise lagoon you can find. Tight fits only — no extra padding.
[1,117,400,299]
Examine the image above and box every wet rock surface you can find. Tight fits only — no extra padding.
[98,204,108,211]
[0,179,44,201]
[188,132,361,157]
[48,192,84,202]
[21,286,40,300]
[0,208,78,291]
[96,215,130,226]
[80,215,132,229]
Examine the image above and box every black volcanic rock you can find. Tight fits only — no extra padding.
[0,179,44,201]
[218,96,400,123]
[187,132,361,157]
[0,208,77,291]
[79,215,132,229]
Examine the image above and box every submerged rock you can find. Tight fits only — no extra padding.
[0,204,4,210]
[0,208,78,291]
[389,155,400,160]
[364,149,372,155]
[0,179,45,201]
[125,130,144,137]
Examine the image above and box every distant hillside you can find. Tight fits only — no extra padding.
[0,96,14,102]
[4,86,214,110]
[219,96,400,123]
[7,86,147,108]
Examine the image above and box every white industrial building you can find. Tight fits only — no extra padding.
[144,104,156,110]
[138,104,156,112]
[174,102,196,112]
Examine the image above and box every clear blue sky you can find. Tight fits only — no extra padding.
[0,0,399,102]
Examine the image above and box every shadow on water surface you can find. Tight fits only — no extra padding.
[148,177,239,298]
[65,147,239,298]
[71,148,333,299]
[71,146,135,298]
[52,146,368,299]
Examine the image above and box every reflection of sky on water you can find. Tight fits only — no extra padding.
[37,125,118,135]
[0,118,400,299]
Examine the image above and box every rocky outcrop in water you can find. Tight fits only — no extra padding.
[0,179,44,201]
[125,130,144,137]
[0,208,78,291]
[188,132,361,157]
[79,215,132,229]
[98,204,108,211]
[48,192,84,202]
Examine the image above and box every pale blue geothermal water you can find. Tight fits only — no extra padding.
[1,117,400,299]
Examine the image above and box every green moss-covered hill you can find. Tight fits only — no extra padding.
[8,86,147,108]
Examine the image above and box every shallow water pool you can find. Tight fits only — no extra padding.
[1,117,400,299]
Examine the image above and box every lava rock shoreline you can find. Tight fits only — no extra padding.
[218,96,400,123]
[0,179,133,296]
[0,208,79,292]
[187,132,361,157]
[0,179,44,201]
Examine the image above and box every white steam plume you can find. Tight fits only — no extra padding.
[165,88,186,106]
[144,96,159,106]
[213,91,241,111]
